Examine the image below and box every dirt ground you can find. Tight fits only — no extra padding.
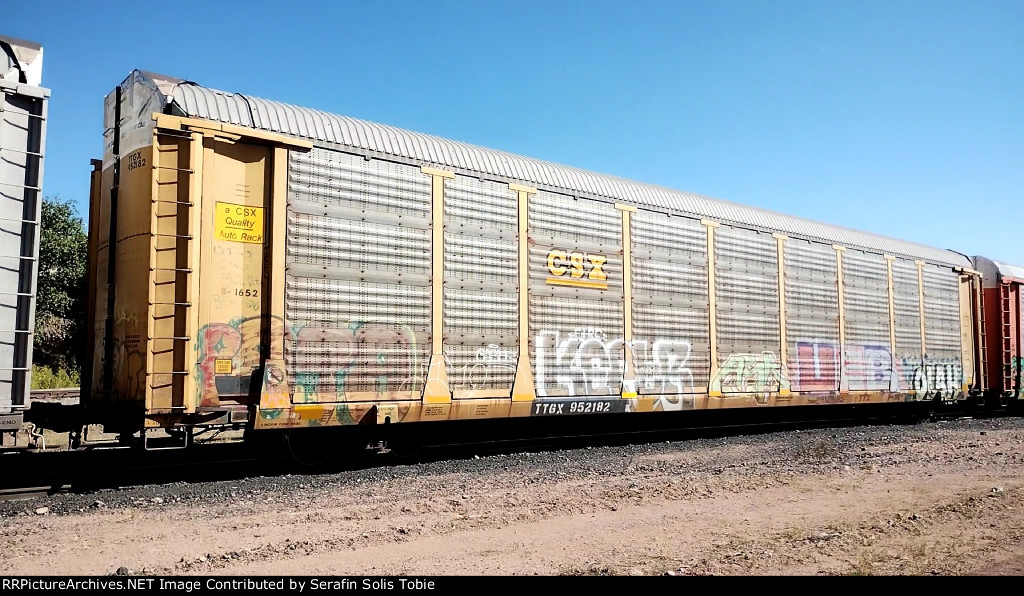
[2,416,1023,576]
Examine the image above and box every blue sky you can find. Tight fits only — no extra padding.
[8,0,1022,262]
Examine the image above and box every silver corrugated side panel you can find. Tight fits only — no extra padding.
[922,264,963,396]
[715,226,781,383]
[892,259,922,391]
[631,210,710,396]
[286,148,431,400]
[784,239,839,392]
[529,191,624,397]
[443,175,517,393]
[166,78,971,268]
[0,80,46,413]
[842,250,894,391]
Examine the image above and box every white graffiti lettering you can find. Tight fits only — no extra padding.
[535,329,695,400]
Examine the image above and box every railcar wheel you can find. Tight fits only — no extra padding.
[384,424,426,460]
[285,429,335,468]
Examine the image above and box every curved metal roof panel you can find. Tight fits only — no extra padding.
[991,261,1024,280]
[164,78,968,267]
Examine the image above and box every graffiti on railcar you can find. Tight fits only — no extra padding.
[533,327,696,399]
[787,339,964,399]
[107,334,145,401]
[195,315,427,405]
[257,402,381,428]
[1006,356,1023,391]
[195,315,270,407]
[97,307,147,401]
[791,340,839,392]
[911,357,964,400]
[446,344,516,391]
[650,391,697,411]
[844,344,900,391]
[791,340,903,392]
[289,321,424,402]
[894,354,921,395]
[710,352,790,403]
[534,327,620,397]
[634,340,697,398]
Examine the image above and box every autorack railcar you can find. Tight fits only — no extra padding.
[79,69,992,450]
[0,36,46,440]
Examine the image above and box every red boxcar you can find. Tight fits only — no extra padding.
[973,256,1024,405]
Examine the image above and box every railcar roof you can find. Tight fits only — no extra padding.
[994,261,1024,279]
[141,71,969,267]
[973,255,1024,282]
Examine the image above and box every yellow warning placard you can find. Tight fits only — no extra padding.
[214,202,264,244]
[215,359,233,374]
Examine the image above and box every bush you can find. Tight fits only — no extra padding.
[34,197,88,374]
[31,364,80,390]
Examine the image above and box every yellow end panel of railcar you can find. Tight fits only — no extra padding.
[109,145,155,405]
[958,272,977,394]
[140,114,309,428]
[88,107,315,428]
[193,139,271,410]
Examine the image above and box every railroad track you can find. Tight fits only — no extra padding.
[3,400,1015,503]
[0,485,71,502]
[28,388,81,403]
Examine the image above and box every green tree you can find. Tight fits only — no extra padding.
[34,197,88,374]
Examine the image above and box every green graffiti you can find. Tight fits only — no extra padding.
[295,371,319,401]
[334,405,355,425]
[710,351,791,403]
[334,369,348,395]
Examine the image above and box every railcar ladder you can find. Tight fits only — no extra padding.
[977,286,988,400]
[147,129,199,412]
[1000,284,1013,396]
[0,88,44,409]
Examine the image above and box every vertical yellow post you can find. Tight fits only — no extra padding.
[511,183,537,402]
[773,234,790,397]
[834,245,847,393]
[703,220,720,396]
[421,166,455,404]
[915,260,927,359]
[256,146,289,410]
[616,204,637,398]
[957,273,975,395]
[884,255,897,393]
[972,273,985,394]
[195,137,214,406]
[915,260,928,399]
[884,256,897,353]
[182,133,204,412]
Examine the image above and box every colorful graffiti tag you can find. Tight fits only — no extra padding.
[289,322,423,402]
[789,339,963,399]
[195,315,267,407]
[710,352,790,403]
[533,327,696,398]
[792,340,899,392]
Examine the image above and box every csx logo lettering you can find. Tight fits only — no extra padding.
[546,250,608,290]
[233,207,260,217]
